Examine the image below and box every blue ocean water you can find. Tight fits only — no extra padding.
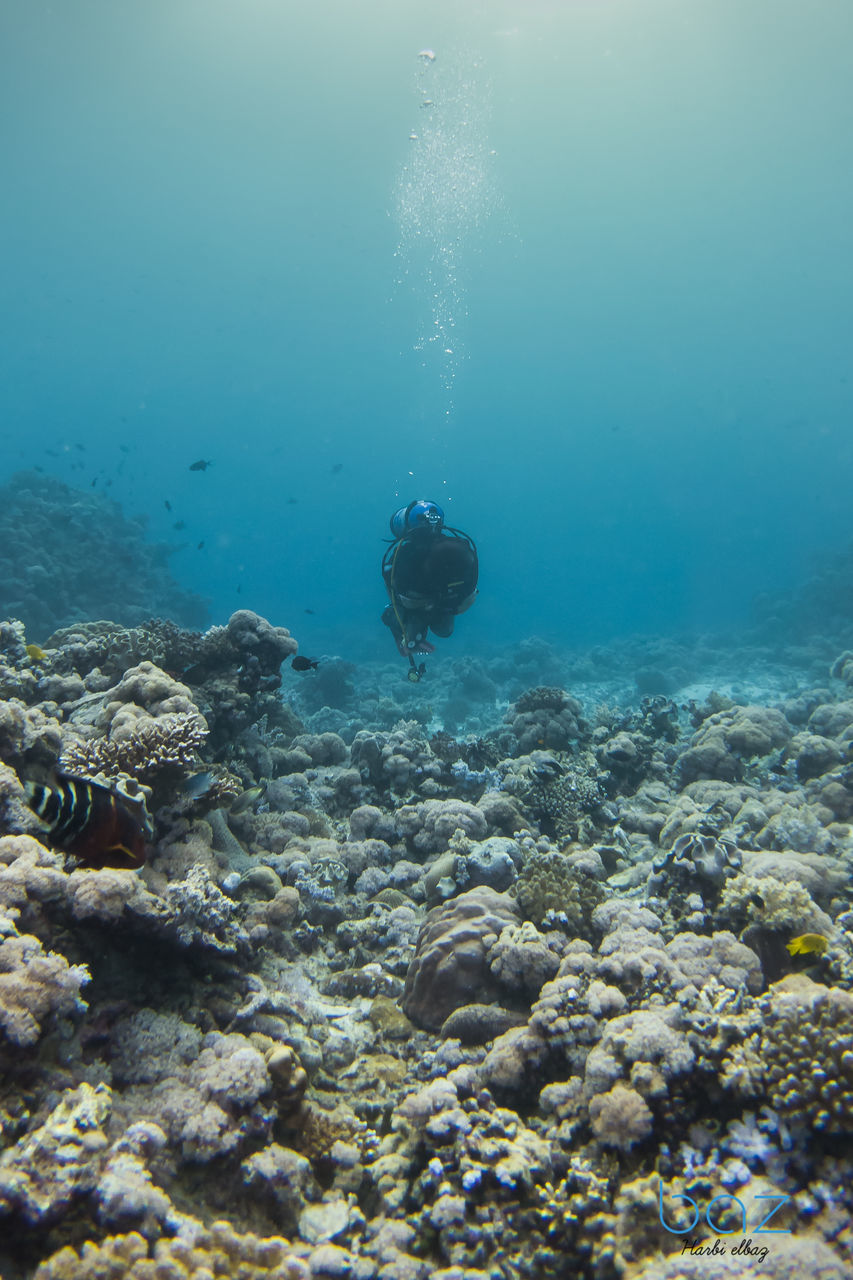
[2,0,852,662]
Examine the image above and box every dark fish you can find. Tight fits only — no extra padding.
[292,656,320,671]
[236,584,242,594]
[286,497,297,505]
[304,608,315,615]
[25,773,151,869]
[331,463,343,473]
[229,782,267,815]
[119,442,130,451]
[197,540,205,550]
[180,770,217,800]
[76,442,86,451]
[189,459,212,471]
[164,499,172,511]
[91,477,97,487]
[173,520,186,530]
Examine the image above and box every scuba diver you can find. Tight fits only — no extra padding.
[381,499,478,681]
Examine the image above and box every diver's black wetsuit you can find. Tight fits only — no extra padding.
[382,527,478,655]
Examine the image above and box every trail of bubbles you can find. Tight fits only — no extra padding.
[393,49,497,421]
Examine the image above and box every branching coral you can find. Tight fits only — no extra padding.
[61,711,208,782]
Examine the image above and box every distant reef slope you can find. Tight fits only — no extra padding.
[0,471,209,636]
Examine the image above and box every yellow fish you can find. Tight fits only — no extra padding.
[786,933,829,957]
[25,643,47,662]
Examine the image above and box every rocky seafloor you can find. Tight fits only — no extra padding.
[2,610,853,1279]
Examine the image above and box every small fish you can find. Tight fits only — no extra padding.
[786,933,829,957]
[189,459,212,471]
[25,643,48,662]
[164,499,172,511]
[180,770,217,800]
[292,656,320,672]
[331,463,343,474]
[91,477,97,487]
[286,497,298,505]
[119,443,130,452]
[229,783,267,815]
[304,608,315,615]
[173,520,186,530]
[25,773,151,869]
[196,540,205,550]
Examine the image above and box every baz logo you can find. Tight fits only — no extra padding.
[655,1172,788,1233]
[657,1178,790,1265]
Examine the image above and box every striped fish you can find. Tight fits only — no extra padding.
[25,773,151,870]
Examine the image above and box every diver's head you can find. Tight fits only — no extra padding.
[390,500,444,539]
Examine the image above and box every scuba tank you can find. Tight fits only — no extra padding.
[389,500,444,539]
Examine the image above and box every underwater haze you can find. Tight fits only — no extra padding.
[3,0,853,660]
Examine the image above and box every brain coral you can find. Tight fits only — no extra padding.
[401,886,521,1030]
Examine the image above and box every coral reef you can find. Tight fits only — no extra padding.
[0,614,853,1279]
[0,472,208,635]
